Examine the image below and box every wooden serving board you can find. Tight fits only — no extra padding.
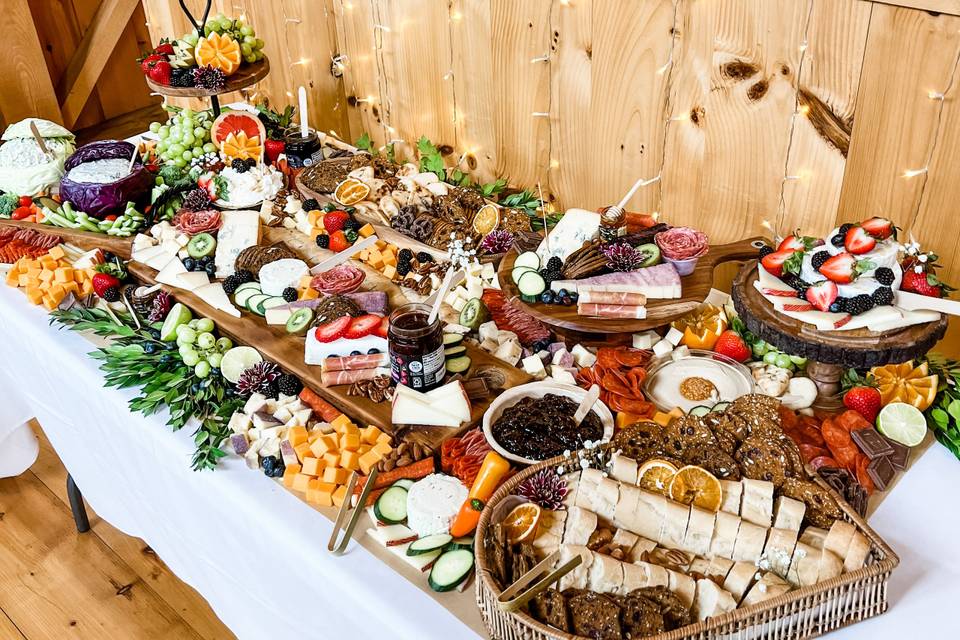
[732,260,949,368]
[497,237,766,334]
[145,58,270,98]
[0,219,134,258]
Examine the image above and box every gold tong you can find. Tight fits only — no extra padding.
[327,468,379,555]
[497,549,582,612]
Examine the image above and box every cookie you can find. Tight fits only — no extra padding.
[618,594,665,639]
[630,586,691,631]
[780,478,844,528]
[681,445,741,480]
[565,590,623,640]
[528,589,570,633]
[673,415,721,450]
[735,435,792,487]
[613,421,666,459]
[711,412,753,443]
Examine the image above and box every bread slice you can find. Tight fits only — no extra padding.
[742,571,791,606]
[842,531,870,573]
[786,541,819,587]
[709,511,742,560]
[740,478,775,527]
[822,520,856,560]
[773,496,806,532]
[633,490,668,541]
[723,561,759,602]
[719,479,743,514]
[613,484,642,532]
[694,578,737,620]
[707,556,735,583]
[627,536,658,563]
[760,527,798,578]
[609,452,638,484]
[668,569,697,609]
[563,506,598,546]
[588,550,624,594]
[658,499,691,550]
[798,525,828,550]
[732,520,767,563]
[631,560,670,587]
[683,506,717,557]
[559,545,594,590]
[820,548,844,581]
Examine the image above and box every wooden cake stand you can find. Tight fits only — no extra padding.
[497,237,767,343]
[732,260,949,405]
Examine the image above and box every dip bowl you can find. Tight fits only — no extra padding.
[643,349,754,413]
[482,381,615,466]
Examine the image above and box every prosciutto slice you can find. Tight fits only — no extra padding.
[577,303,647,319]
[577,290,647,305]
[321,366,390,387]
[321,352,389,372]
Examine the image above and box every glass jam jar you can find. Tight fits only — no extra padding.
[388,303,445,391]
[283,129,323,168]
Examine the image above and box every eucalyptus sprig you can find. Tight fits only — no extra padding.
[922,352,960,460]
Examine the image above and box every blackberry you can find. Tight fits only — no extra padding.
[758,245,774,259]
[839,223,853,235]
[782,275,809,291]
[235,270,255,283]
[246,158,257,168]
[796,285,809,300]
[277,374,303,396]
[343,219,360,233]
[811,251,830,271]
[872,286,894,306]
[315,234,330,249]
[830,234,845,247]
[222,274,243,295]
[169,68,195,87]
[846,294,874,315]
[231,158,248,173]
[547,256,563,272]
[539,268,554,286]
[417,251,434,263]
[874,267,895,286]
[282,287,298,303]
[531,339,551,353]
[396,261,411,277]
[100,286,120,302]
[302,198,320,212]
[398,248,414,262]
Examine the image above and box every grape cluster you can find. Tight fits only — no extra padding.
[174,318,234,379]
[196,14,266,65]
[149,108,216,168]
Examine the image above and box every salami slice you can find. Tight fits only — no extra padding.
[655,227,709,260]
[311,264,365,294]
[174,209,222,234]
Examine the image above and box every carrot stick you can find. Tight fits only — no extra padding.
[353,457,435,496]
[298,387,342,423]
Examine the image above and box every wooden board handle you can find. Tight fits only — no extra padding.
[698,236,767,270]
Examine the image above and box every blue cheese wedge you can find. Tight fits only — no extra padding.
[406,474,468,537]
[259,258,309,296]
[214,210,261,277]
[536,208,600,263]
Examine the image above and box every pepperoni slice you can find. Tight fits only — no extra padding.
[614,348,650,368]
[798,444,829,463]
[856,454,875,495]
[798,424,826,447]
[809,455,838,471]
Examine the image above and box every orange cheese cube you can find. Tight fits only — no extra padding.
[307,431,322,444]
[282,464,302,488]
[368,254,384,270]
[307,210,321,226]
[39,256,56,270]
[62,281,79,295]
[360,425,383,445]
[301,456,325,476]
[298,275,313,289]
[309,227,324,241]
[26,289,44,305]
[375,239,388,249]
[292,473,312,493]
[358,223,375,238]
[322,452,340,467]
[40,270,55,283]
[323,467,350,484]
[54,267,73,283]
[295,442,314,462]
[330,414,352,433]
[5,269,19,287]
[381,252,397,268]
[376,432,392,445]
[332,485,348,507]
[340,432,360,451]
[357,444,372,456]
[286,426,308,447]
[652,411,674,427]
[372,440,393,457]
[47,245,65,260]
[302,287,319,300]
[307,481,336,506]
[310,434,338,457]
[358,450,381,474]
[42,296,58,310]
[340,450,360,471]
[17,274,30,288]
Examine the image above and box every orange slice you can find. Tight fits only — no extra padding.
[871,360,939,411]
[638,458,678,495]
[335,178,371,206]
[220,130,263,161]
[668,465,723,512]
[673,304,727,350]
[473,204,500,235]
[195,32,242,76]
[502,503,542,544]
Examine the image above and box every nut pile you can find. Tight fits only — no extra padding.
[376,440,433,473]
[347,375,394,403]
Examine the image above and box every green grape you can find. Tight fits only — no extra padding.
[194,361,211,379]
[182,132,195,146]
[243,35,256,45]
[240,25,253,36]
[149,122,161,134]
[156,141,168,153]
[176,325,197,343]
[207,353,223,368]
[196,318,215,333]
[241,43,252,57]
[193,126,206,138]
[181,350,201,367]
[196,332,215,350]
[255,38,264,49]
[168,143,185,155]
[203,120,213,130]
[158,126,170,139]
[253,50,264,61]
[774,353,793,369]
[202,142,217,153]
[185,32,199,46]
[244,54,256,64]
[182,108,194,119]
[174,157,187,168]
[181,150,193,161]
[216,337,233,352]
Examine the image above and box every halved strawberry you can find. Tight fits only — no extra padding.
[375,315,389,338]
[760,249,799,277]
[860,216,897,240]
[805,280,839,312]
[328,230,349,253]
[344,314,383,339]
[844,226,875,254]
[314,316,352,343]
[819,252,874,284]
[777,233,815,252]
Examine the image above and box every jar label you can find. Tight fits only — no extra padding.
[390,343,445,389]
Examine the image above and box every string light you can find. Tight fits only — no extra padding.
[531,112,550,117]
[550,158,560,169]
[799,40,808,52]
[290,58,310,67]
[443,69,454,80]
[902,168,928,178]
[928,90,945,101]
[531,55,550,63]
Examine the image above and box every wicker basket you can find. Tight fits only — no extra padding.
[475,455,899,640]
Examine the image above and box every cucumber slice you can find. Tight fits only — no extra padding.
[235,281,262,293]
[513,251,541,270]
[407,534,453,556]
[428,549,475,592]
[710,401,731,413]
[392,478,415,491]
[511,266,536,284]
[234,287,260,309]
[443,333,464,348]
[688,405,712,417]
[449,536,474,551]
[444,345,467,359]
[373,486,408,524]
[245,293,270,313]
[520,294,538,303]
[285,308,314,335]
[261,296,287,311]
[446,355,472,374]
[517,270,546,297]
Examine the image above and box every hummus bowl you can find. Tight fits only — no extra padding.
[643,349,754,413]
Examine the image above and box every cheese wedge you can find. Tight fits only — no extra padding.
[195,283,241,317]
[154,256,187,285]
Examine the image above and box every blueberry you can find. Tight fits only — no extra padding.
[204,262,217,277]
[210,368,220,378]
[144,343,157,354]
[148,328,161,340]
[568,291,579,303]
[559,295,573,306]
[367,348,380,354]
[540,290,555,304]
[556,288,568,298]
[531,338,551,352]
[350,350,361,356]
[103,251,117,263]
[183,257,196,271]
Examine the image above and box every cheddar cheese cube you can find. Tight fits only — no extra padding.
[47,246,65,260]
[332,485,348,507]
[340,450,360,471]
[375,239,388,249]
[360,425,383,445]
[358,223,375,238]
[5,269,19,287]
[322,467,350,485]
[321,452,340,468]
[358,450,381,475]
[26,289,44,305]
[295,442,314,462]
[17,274,30,287]
[301,457,325,476]
[330,414,352,433]
[310,434,338,457]
[287,426,308,447]
[307,481,336,506]
[376,432,392,446]
[339,432,360,452]
[282,464,302,488]
[652,411,674,427]
[372,440,393,457]
[381,264,396,280]
[302,287,319,300]
[292,473,312,493]
[63,281,79,295]
[307,210,321,226]
[54,267,73,283]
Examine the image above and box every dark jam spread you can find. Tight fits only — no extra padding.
[491,394,603,460]
[388,303,445,391]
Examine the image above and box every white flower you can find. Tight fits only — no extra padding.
[919,254,928,263]
[915,265,924,273]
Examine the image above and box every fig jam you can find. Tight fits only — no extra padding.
[388,303,445,391]
[284,129,323,168]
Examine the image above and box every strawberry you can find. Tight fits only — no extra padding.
[843,386,882,423]
[860,216,897,240]
[844,226,875,254]
[11,206,32,220]
[314,316,352,343]
[327,230,349,252]
[375,315,389,338]
[264,139,285,165]
[153,41,175,56]
[713,330,751,362]
[760,249,799,278]
[18,195,33,208]
[805,280,839,312]
[139,53,164,74]
[345,314,384,339]
[901,269,946,297]
[777,233,815,252]
[818,252,873,284]
[323,210,351,233]
[146,59,172,85]
[91,272,121,298]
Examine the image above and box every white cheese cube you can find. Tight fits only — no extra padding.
[274,407,293,423]
[465,281,484,299]
[497,330,519,344]
[228,412,251,435]
[479,338,499,353]
[671,345,690,361]
[664,326,684,346]
[478,321,499,343]
[481,262,496,280]
[652,339,674,357]
[494,340,522,365]
[453,285,469,300]
[521,354,547,379]
[282,217,297,230]
[293,409,313,425]
[243,393,267,416]
[632,332,655,349]
[549,366,577,385]
[243,448,260,469]
[451,297,466,312]
[570,344,597,368]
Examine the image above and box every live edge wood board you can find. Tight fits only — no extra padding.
[0,219,134,258]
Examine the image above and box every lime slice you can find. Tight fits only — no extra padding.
[220,346,263,383]
[877,402,927,447]
[160,303,193,342]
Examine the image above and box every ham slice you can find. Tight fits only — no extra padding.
[577,290,647,305]
[578,303,647,319]
[552,263,681,298]
[321,366,390,387]
[321,352,390,372]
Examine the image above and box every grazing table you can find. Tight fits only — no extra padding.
[1,282,958,639]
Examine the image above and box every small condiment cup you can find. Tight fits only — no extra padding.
[664,254,700,276]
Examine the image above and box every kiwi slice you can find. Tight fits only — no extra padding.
[459,298,489,330]
[635,243,661,267]
[187,233,217,259]
[285,307,314,335]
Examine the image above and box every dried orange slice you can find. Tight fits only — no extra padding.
[194,32,242,76]
[871,360,939,411]
[638,458,678,495]
[473,204,501,235]
[673,304,727,350]
[220,130,263,161]
[502,503,542,543]
[335,178,371,206]
[668,465,722,512]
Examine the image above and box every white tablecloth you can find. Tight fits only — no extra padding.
[1,282,958,639]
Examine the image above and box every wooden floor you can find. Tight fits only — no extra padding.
[0,421,235,640]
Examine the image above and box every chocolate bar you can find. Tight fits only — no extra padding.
[867,456,896,491]
[851,428,894,459]
[882,436,910,471]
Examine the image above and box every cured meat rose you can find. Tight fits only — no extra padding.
[656,227,709,260]
[312,263,365,294]
[174,209,222,235]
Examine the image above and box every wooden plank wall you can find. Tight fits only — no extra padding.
[137,0,960,291]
